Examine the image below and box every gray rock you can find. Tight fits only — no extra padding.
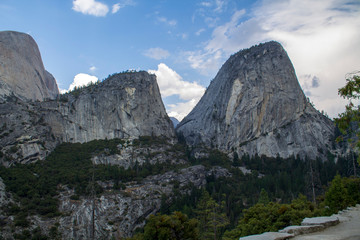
[0,177,11,209]
[301,216,340,227]
[177,41,334,160]
[279,225,325,236]
[92,140,187,169]
[0,71,175,165]
[0,31,59,101]
[43,71,175,144]
[0,100,60,166]
[239,232,294,240]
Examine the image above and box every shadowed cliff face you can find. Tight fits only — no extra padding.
[0,31,59,101]
[176,41,334,159]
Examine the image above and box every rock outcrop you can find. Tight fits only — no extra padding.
[177,41,334,160]
[0,31,59,101]
[43,71,175,143]
[0,71,175,165]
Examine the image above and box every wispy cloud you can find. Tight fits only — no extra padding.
[72,0,135,16]
[112,4,121,14]
[199,0,227,12]
[143,47,170,60]
[112,0,136,14]
[200,1,212,7]
[157,16,177,26]
[149,63,205,120]
[72,0,109,17]
[214,0,226,12]
[195,28,206,36]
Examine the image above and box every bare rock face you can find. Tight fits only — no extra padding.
[0,71,175,165]
[0,31,59,101]
[43,71,175,143]
[176,41,334,160]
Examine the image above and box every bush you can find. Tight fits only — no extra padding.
[324,175,360,214]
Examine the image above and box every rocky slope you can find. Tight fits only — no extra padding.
[0,71,175,165]
[176,41,335,160]
[0,31,59,101]
[0,164,230,239]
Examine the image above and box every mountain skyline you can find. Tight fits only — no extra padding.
[1,0,359,120]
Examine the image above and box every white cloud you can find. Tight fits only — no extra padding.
[112,3,121,13]
[199,0,226,12]
[196,28,206,36]
[66,73,99,92]
[112,0,136,14]
[143,48,170,60]
[200,1,212,7]
[167,99,200,121]
[185,9,247,75]
[157,16,177,26]
[186,0,360,118]
[185,49,223,76]
[178,33,188,40]
[214,0,226,12]
[299,74,320,96]
[148,63,206,120]
[89,66,97,72]
[72,0,109,17]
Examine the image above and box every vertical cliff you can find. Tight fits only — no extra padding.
[43,71,175,143]
[0,31,59,102]
[0,71,175,165]
[176,41,334,159]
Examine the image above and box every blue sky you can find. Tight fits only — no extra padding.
[1,0,359,120]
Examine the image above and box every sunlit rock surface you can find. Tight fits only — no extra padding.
[177,41,334,160]
[0,31,59,101]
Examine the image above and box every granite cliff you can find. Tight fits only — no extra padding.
[176,41,335,160]
[0,71,175,165]
[0,32,352,240]
[43,71,175,143]
[0,31,59,101]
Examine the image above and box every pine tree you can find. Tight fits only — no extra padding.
[257,188,270,205]
[195,190,229,240]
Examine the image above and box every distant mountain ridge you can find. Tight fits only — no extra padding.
[176,41,335,160]
[170,117,180,127]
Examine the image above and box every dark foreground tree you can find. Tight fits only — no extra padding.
[335,71,360,171]
[139,211,199,240]
[195,190,229,240]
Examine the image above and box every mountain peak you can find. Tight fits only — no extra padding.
[177,41,334,159]
[0,31,59,102]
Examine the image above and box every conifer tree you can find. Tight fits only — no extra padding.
[195,190,229,240]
